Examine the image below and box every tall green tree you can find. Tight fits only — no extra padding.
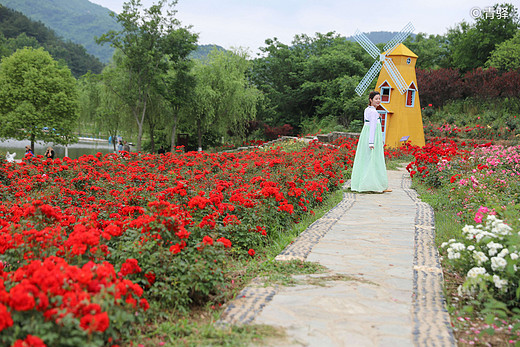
[402,33,450,69]
[486,29,520,71]
[96,0,197,151]
[0,47,78,153]
[447,3,519,72]
[160,59,196,150]
[251,32,369,130]
[186,49,261,150]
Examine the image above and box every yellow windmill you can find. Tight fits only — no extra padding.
[354,23,425,148]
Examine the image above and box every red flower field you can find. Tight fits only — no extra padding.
[0,140,355,345]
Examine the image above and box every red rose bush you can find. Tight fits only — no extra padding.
[0,141,355,344]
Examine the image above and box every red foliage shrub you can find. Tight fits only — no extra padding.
[416,68,463,107]
[263,124,294,140]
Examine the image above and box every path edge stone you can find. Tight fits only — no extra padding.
[402,173,456,346]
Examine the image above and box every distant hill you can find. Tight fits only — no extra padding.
[0,0,119,63]
[0,5,104,77]
[190,44,226,60]
[346,31,417,45]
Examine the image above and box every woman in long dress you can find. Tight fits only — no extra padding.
[350,91,391,193]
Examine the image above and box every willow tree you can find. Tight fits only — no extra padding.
[96,0,197,151]
[187,49,262,151]
[0,47,78,153]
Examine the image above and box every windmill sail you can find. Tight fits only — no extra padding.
[355,60,382,96]
[354,30,380,60]
[354,23,414,96]
[383,22,414,56]
[383,58,408,94]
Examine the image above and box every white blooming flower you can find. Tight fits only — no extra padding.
[493,274,508,290]
[450,242,466,251]
[462,225,474,234]
[447,250,461,259]
[487,241,503,256]
[473,251,489,265]
[491,257,507,271]
[511,253,519,260]
[497,248,509,258]
[495,223,512,236]
[467,245,475,251]
[467,267,487,278]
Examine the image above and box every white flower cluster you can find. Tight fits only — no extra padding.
[441,240,466,259]
[442,214,519,295]
[462,215,512,242]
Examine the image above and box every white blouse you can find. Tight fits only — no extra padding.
[364,106,380,145]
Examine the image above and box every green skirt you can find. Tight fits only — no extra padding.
[350,122,388,192]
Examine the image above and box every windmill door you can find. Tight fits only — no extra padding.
[377,110,387,144]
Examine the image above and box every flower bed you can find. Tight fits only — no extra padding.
[406,137,520,343]
[0,141,354,345]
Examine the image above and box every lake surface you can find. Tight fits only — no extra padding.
[0,138,117,160]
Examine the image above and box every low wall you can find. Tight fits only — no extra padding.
[316,131,359,143]
[222,132,360,153]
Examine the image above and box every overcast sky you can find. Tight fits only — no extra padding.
[88,0,517,55]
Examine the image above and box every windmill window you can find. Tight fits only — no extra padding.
[406,89,415,107]
[406,57,411,64]
[381,87,391,103]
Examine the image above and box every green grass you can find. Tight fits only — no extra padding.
[259,138,308,153]
[411,180,464,246]
[131,306,286,346]
[255,260,328,287]
[386,154,415,171]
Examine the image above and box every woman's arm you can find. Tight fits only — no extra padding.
[365,108,379,147]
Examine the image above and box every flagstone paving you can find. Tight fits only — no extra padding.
[218,168,455,346]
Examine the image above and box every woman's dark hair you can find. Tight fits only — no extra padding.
[368,91,380,106]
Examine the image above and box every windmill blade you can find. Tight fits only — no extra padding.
[383,22,415,56]
[355,60,382,96]
[383,58,407,94]
[354,29,380,60]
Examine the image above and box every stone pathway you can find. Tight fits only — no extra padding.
[218,168,455,346]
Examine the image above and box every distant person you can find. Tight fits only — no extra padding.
[25,145,34,157]
[5,151,16,163]
[44,146,55,160]
[157,146,165,154]
[117,140,123,153]
[123,141,130,152]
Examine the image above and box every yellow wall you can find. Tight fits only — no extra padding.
[376,44,425,148]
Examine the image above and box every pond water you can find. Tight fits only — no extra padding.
[0,138,117,160]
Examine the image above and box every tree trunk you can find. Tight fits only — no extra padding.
[136,122,143,152]
[134,99,147,152]
[149,126,156,153]
[170,108,178,151]
[30,133,35,154]
[197,117,202,151]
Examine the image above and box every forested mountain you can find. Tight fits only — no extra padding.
[346,31,416,45]
[0,0,119,63]
[190,44,226,60]
[0,5,104,77]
